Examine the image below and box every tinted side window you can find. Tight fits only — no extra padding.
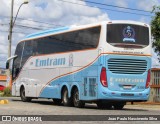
[17,26,101,69]
[37,26,101,54]
[12,42,24,80]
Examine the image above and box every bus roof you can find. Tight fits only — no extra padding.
[24,22,102,40]
[23,20,149,41]
[25,26,70,39]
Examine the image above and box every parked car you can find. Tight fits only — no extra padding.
[0,85,5,91]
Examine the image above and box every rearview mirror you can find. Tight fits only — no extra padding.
[6,55,18,69]
[6,62,9,69]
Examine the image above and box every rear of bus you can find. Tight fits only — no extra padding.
[98,21,151,103]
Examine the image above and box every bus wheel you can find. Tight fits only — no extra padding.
[113,103,125,110]
[73,88,85,108]
[96,101,112,109]
[53,99,62,105]
[62,87,72,106]
[20,87,31,102]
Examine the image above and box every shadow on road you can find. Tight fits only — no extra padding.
[11,98,148,111]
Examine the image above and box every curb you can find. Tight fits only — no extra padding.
[127,102,160,105]
[0,100,9,104]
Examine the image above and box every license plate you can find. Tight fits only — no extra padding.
[123,85,132,89]
[121,93,134,96]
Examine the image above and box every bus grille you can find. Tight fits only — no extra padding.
[108,58,147,74]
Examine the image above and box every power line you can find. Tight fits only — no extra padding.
[15,24,49,30]
[16,17,63,27]
[57,0,152,17]
[1,22,53,29]
[15,22,53,29]
[79,0,151,13]
[0,23,51,31]
[0,23,43,32]
[0,30,28,34]
[0,15,63,27]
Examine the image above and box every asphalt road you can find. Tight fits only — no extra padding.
[0,97,160,124]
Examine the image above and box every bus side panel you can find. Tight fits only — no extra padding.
[39,60,99,101]
[21,49,99,98]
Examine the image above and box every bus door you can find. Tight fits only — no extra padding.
[12,60,21,96]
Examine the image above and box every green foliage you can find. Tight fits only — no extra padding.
[0,91,4,97]
[3,87,11,97]
[151,6,160,58]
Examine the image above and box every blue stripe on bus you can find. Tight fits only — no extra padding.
[25,27,70,39]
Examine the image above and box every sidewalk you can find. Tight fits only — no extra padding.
[127,102,160,105]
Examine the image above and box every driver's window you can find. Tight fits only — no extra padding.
[12,42,24,80]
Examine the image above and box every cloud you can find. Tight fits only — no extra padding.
[115,0,128,8]
[137,0,160,11]
[139,16,151,24]
[103,0,129,8]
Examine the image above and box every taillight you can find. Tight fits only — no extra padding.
[146,69,151,88]
[100,67,108,87]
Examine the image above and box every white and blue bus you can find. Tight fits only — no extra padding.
[7,20,151,109]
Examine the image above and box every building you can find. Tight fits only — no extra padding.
[149,68,160,102]
[0,75,7,90]
[0,68,7,75]
[0,68,7,90]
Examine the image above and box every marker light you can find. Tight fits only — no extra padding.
[146,69,151,88]
[100,67,108,87]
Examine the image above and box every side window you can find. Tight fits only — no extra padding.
[12,42,24,80]
[35,26,101,55]
[77,27,100,48]
[21,26,101,57]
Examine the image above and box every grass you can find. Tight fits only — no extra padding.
[3,87,12,97]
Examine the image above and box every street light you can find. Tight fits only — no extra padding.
[7,0,28,86]
[12,1,29,27]
[8,0,29,69]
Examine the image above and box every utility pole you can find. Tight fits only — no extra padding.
[8,0,14,69]
[6,0,14,87]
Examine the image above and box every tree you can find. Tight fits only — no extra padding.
[151,6,160,58]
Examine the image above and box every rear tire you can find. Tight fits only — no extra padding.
[113,103,125,110]
[20,87,31,102]
[73,88,85,108]
[62,87,72,106]
[96,101,112,109]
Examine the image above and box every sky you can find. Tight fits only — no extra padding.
[0,0,160,68]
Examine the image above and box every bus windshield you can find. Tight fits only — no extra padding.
[107,24,149,48]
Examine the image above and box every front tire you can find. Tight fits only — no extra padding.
[20,87,31,102]
[73,88,85,108]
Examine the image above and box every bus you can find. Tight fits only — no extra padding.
[6,20,151,109]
